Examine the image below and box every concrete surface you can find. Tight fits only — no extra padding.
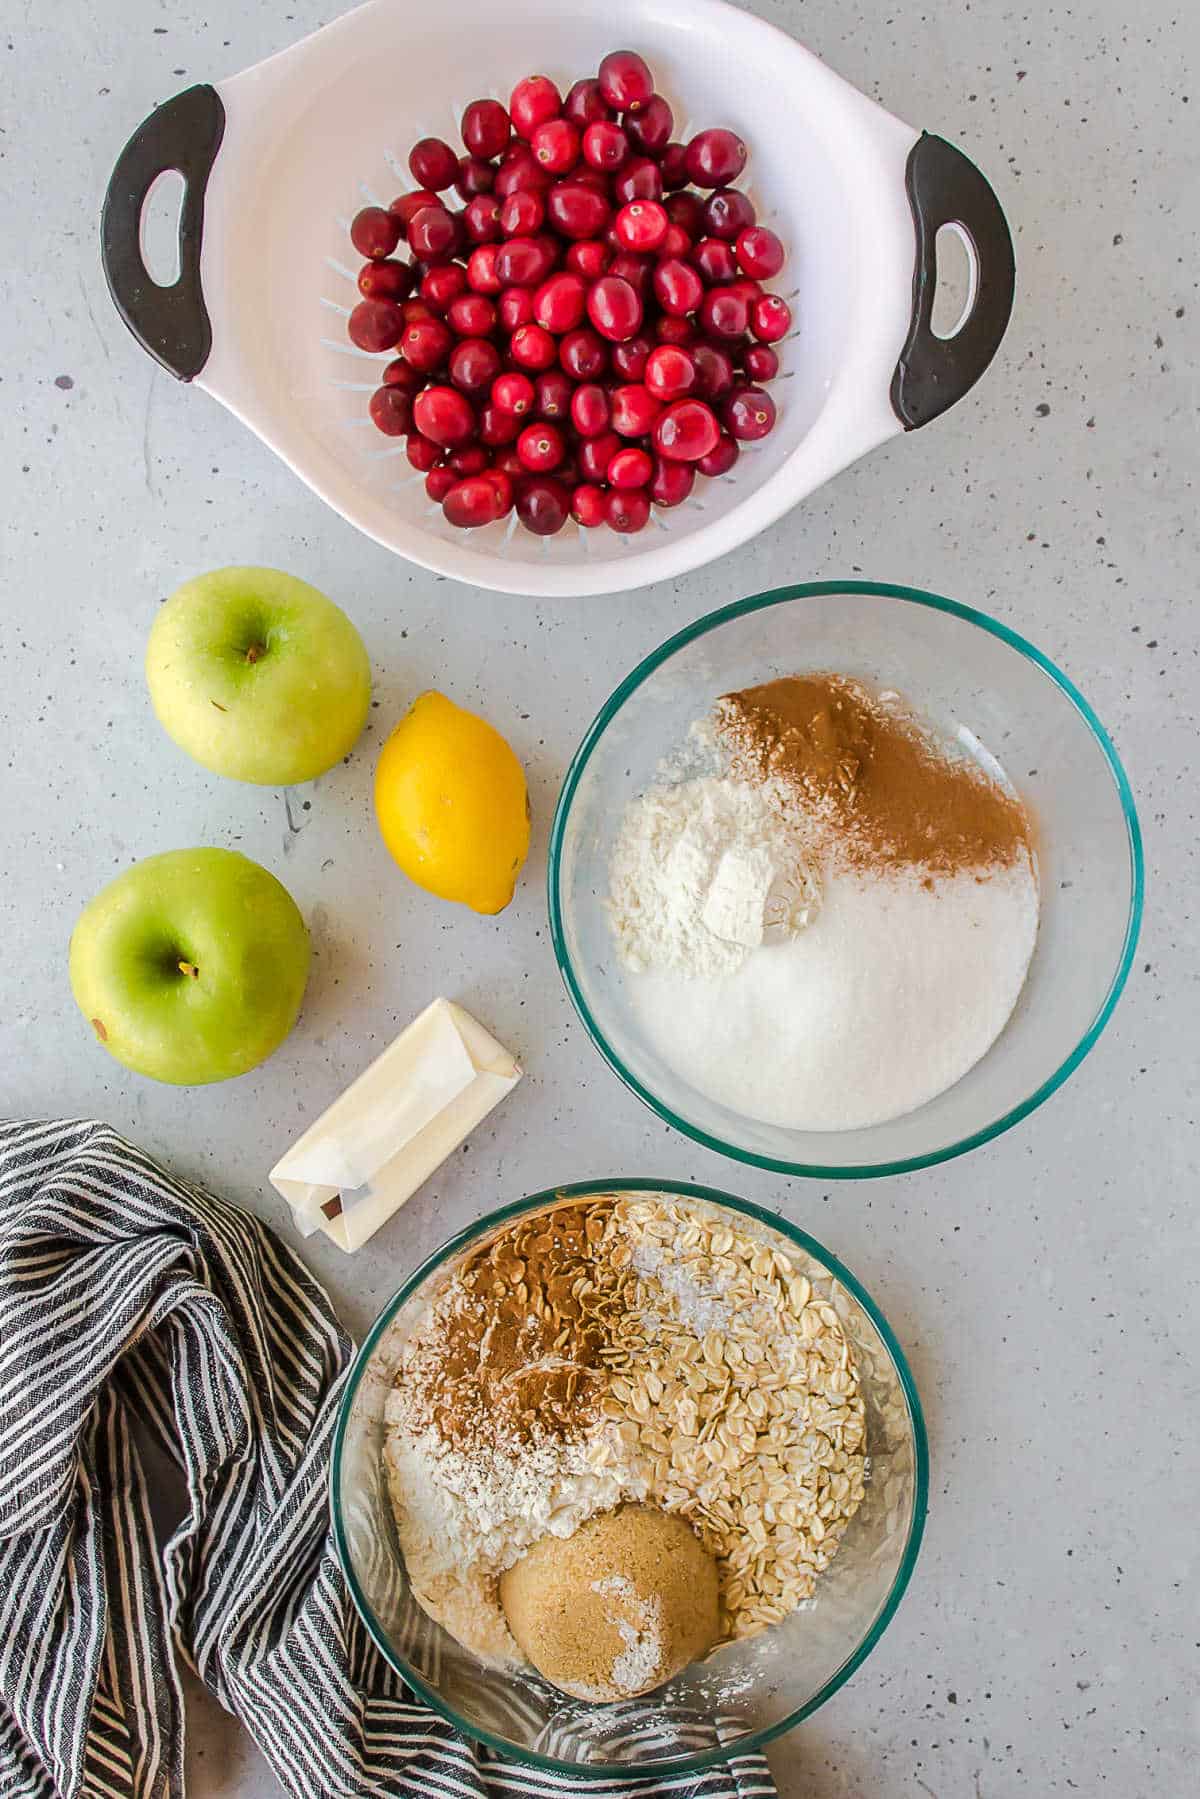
[1,2,1196,1795]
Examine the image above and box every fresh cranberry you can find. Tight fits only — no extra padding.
[736,225,784,278]
[494,447,525,477]
[401,315,454,371]
[368,386,412,435]
[605,486,650,532]
[703,188,755,241]
[412,383,474,446]
[587,274,643,343]
[653,257,703,318]
[571,167,611,193]
[660,143,691,190]
[426,465,458,502]
[608,445,654,489]
[406,431,441,471]
[613,156,663,204]
[348,298,404,352]
[495,236,550,287]
[509,74,562,140]
[655,315,697,347]
[456,156,496,201]
[449,443,489,475]
[563,77,611,126]
[625,95,674,154]
[650,455,695,506]
[517,421,565,471]
[725,276,763,309]
[692,236,738,285]
[665,191,705,236]
[492,370,536,415]
[645,344,696,400]
[660,223,692,258]
[497,285,535,330]
[351,206,401,259]
[444,474,503,527]
[614,200,668,253]
[532,117,580,174]
[494,150,552,199]
[547,182,611,239]
[653,396,720,460]
[534,370,574,421]
[697,431,739,476]
[509,322,558,370]
[743,342,779,381]
[421,264,468,312]
[480,401,521,445]
[685,128,747,188]
[533,270,587,333]
[751,294,792,343]
[700,287,750,341]
[607,251,652,297]
[382,357,423,393]
[582,120,628,171]
[516,476,569,534]
[358,258,414,301]
[466,244,503,293]
[611,331,654,379]
[559,325,607,379]
[570,482,607,526]
[462,195,502,243]
[408,206,459,263]
[577,429,621,481]
[690,342,736,401]
[597,50,654,111]
[499,189,545,237]
[409,137,460,191]
[570,382,610,436]
[610,382,660,436]
[565,239,611,279]
[725,384,777,439]
[461,98,510,159]
[483,467,514,515]
[401,298,434,325]
[446,291,495,336]
[448,337,501,393]
[389,190,441,231]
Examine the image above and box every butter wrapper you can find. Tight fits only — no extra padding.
[269,997,521,1252]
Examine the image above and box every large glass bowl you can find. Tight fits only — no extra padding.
[331,1180,927,1778]
[548,582,1143,1177]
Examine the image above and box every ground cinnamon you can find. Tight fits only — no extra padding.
[716,673,1032,878]
[400,1200,621,1452]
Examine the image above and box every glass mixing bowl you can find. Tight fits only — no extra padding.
[331,1180,927,1778]
[548,581,1143,1177]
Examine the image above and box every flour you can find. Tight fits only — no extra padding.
[608,776,820,976]
[629,859,1040,1131]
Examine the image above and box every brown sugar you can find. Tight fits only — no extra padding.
[499,1505,719,1701]
[716,672,1033,878]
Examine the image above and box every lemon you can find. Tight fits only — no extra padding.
[374,691,531,915]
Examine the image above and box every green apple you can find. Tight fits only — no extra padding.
[69,848,310,1084]
[146,566,371,784]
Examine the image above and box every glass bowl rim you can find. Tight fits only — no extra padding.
[546,578,1145,1180]
[330,1176,930,1780]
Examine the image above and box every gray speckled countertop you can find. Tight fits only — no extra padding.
[1,2,1196,1795]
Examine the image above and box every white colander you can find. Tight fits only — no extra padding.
[101,0,1014,597]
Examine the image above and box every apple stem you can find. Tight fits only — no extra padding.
[245,643,264,664]
[178,960,200,979]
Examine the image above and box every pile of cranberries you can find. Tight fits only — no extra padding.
[347,51,788,537]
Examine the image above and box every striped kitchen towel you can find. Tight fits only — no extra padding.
[0,1120,775,1799]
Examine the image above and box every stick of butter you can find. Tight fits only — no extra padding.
[268,998,521,1252]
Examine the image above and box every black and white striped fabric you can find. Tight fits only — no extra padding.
[0,1120,775,1799]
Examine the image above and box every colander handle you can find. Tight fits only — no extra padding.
[100,84,225,382]
[890,132,1015,429]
